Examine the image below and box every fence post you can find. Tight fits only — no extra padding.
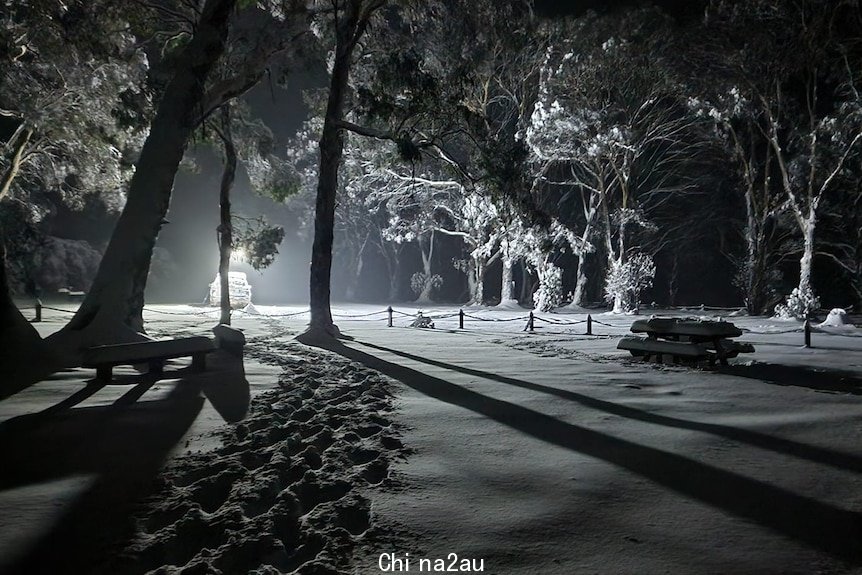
[34,299,42,323]
[459,308,464,329]
[586,314,592,335]
[387,306,393,328]
[804,318,811,348]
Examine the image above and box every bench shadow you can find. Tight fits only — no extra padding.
[0,351,250,575]
[306,337,862,565]
[0,383,204,575]
[354,341,862,476]
[721,363,862,396]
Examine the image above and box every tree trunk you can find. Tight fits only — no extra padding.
[345,235,368,301]
[0,232,53,397]
[798,214,816,297]
[307,5,364,337]
[56,0,237,350]
[743,187,759,314]
[217,106,237,325]
[668,252,679,308]
[519,260,531,303]
[571,255,589,307]
[570,221,594,308]
[466,256,485,305]
[415,231,436,303]
[385,244,401,302]
[500,258,516,303]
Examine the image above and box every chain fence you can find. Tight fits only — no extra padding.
[18,300,862,345]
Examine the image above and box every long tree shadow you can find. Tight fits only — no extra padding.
[357,340,862,476]
[721,362,862,395]
[307,337,862,565]
[0,350,251,575]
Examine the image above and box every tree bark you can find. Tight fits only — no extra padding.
[57,0,237,348]
[217,106,237,325]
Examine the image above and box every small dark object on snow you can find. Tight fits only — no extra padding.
[410,312,435,329]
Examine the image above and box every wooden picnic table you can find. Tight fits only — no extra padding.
[617,317,754,366]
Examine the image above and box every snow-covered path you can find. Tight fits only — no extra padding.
[321,322,862,574]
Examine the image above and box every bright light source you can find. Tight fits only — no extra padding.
[208,271,252,308]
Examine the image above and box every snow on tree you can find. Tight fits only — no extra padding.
[0,0,150,304]
[534,264,563,311]
[527,8,707,312]
[603,252,656,314]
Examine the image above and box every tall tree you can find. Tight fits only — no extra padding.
[694,0,862,318]
[304,0,386,339]
[52,0,305,351]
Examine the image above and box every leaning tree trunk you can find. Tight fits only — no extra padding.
[217,107,237,325]
[0,233,54,397]
[55,0,237,350]
[306,6,363,338]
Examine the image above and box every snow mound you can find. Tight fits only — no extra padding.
[818,308,853,328]
[240,302,261,315]
[495,299,523,311]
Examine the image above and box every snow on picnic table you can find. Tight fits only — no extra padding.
[6,302,862,574]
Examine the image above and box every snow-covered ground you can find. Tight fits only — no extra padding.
[2,303,862,574]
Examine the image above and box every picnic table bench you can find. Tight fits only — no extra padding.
[617,317,754,366]
[83,336,216,382]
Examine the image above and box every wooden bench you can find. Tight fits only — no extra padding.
[83,336,216,382]
[618,318,754,366]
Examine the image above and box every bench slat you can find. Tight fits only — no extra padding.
[617,336,709,358]
[631,318,742,339]
[83,337,215,368]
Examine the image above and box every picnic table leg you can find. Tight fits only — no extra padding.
[713,339,730,366]
[96,366,112,382]
[192,352,207,372]
[149,360,164,376]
